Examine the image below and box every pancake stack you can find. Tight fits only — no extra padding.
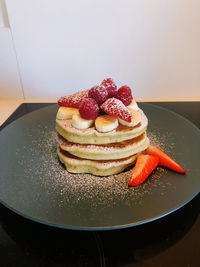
[56,80,149,176]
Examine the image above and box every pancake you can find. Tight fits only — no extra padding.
[56,109,148,145]
[57,146,138,176]
[57,133,149,160]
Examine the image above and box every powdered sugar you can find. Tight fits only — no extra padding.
[57,108,148,138]
[100,98,132,122]
[88,85,108,105]
[117,85,133,106]
[20,124,173,214]
[101,78,117,97]
[57,133,146,152]
[58,89,89,108]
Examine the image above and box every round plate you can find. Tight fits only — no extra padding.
[0,104,199,230]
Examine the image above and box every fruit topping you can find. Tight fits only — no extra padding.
[58,89,89,108]
[100,98,132,123]
[56,107,79,120]
[128,99,139,111]
[88,85,108,105]
[128,154,159,187]
[79,97,99,120]
[119,108,141,127]
[72,113,94,130]
[95,115,119,132]
[117,85,133,106]
[101,78,117,97]
[146,145,186,173]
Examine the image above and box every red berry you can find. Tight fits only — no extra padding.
[117,86,133,106]
[101,78,117,98]
[88,85,109,105]
[79,98,99,120]
[100,98,132,122]
[146,145,186,173]
[128,154,159,187]
[58,89,89,108]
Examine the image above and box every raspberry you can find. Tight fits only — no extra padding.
[100,98,132,122]
[117,86,133,106]
[101,78,117,98]
[79,97,99,120]
[88,85,108,105]
[58,89,89,108]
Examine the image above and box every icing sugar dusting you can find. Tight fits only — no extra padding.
[101,98,132,122]
[58,89,89,108]
[19,125,174,216]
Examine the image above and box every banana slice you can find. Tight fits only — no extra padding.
[56,107,79,120]
[119,108,141,127]
[95,115,118,132]
[128,99,139,111]
[72,113,94,130]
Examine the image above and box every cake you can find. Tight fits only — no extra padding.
[56,78,149,176]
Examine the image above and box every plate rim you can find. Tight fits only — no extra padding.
[0,103,200,231]
[0,191,199,231]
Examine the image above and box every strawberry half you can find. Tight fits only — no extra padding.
[100,97,132,122]
[128,154,159,187]
[146,145,185,173]
[58,89,89,108]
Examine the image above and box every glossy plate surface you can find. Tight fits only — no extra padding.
[0,104,199,230]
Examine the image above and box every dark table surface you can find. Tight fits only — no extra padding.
[0,102,199,267]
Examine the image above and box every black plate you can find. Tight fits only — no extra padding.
[0,103,199,230]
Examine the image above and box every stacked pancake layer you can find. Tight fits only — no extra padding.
[56,108,149,176]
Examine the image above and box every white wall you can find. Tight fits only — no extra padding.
[0,28,24,99]
[3,0,200,101]
[0,0,23,99]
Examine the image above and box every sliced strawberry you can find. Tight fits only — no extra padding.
[146,145,186,174]
[128,154,159,187]
[100,98,132,122]
[58,89,89,108]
